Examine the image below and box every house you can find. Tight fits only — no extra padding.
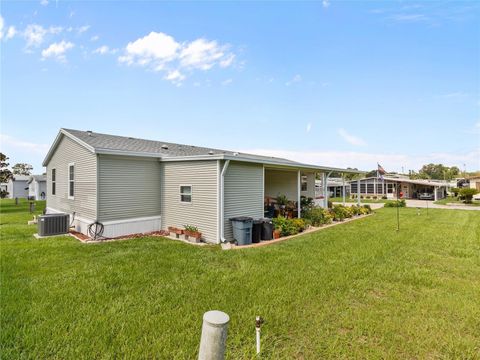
[3,175,30,199]
[28,175,47,200]
[467,176,480,191]
[349,176,449,200]
[42,128,362,243]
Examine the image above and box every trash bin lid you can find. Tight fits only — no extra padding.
[229,216,253,222]
[260,217,273,223]
[253,219,263,224]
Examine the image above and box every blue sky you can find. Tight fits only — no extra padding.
[1,0,479,174]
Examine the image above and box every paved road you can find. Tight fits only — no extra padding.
[333,200,480,211]
[405,199,480,211]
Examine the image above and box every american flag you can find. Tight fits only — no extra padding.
[377,163,386,178]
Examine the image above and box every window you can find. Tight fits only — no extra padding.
[180,185,192,203]
[68,163,75,199]
[51,168,56,195]
[301,175,308,191]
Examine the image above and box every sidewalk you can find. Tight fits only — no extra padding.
[405,199,480,211]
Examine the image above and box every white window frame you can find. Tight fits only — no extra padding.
[68,162,75,200]
[51,168,56,196]
[301,175,308,192]
[179,184,192,204]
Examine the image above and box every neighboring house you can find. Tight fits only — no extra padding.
[4,175,30,199]
[319,178,350,198]
[349,176,449,200]
[28,175,47,200]
[468,176,480,191]
[42,128,361,243]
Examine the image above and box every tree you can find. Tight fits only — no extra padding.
[12,163,33,176]
[459,188,478,204]
[412,164,461,181]
[0,153,13,184]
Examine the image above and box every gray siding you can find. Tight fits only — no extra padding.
[98,155,161,222]
[46,135,97,220]
[224,161,264,242]
[161,160,218,243]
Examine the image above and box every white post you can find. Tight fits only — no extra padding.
[357,179,361,206]
[374,177,377,197]
[434,186,438,201]
[342,175,346,206]
[323,173,328,208]
[297,170,301,218]
[198,311,230,360]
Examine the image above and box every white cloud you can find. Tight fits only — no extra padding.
[286,74,302,86]
[338,128,367,146]
[179,38,230,70]
[0,134,49,155]
[6,26,17,39]
[93,45,117,55]
[90,35,99,42]
[237,148,480,173]
[24,24,48,47]
[41,40,74,62]
[40,0,49,6]
[48,26,63,35]
[306,122,312,133]
[164,69,185,85]
[221,78,233,86]
[77,25,90,34]
[118,31,235,84]
[322,0,330,8]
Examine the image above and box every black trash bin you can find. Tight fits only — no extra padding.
[261,218,274,241]
[229,217,253,245]
[252,219,263,243]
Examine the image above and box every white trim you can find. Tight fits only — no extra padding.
[262,164,265,215]
[42,129,96,166]
[297,170,301,218]
[67,162,75,200]
[46,207,93,225]
[216,160,221,243]
[101,215,162,226]
[179,184,192,204]
[220,160,230,243]
[51,167,56,196]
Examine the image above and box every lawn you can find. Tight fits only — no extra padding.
[434,196,480,207]
[1,199,479,359]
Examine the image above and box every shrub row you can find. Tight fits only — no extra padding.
[384,199,406,207]
[272,217,308,237]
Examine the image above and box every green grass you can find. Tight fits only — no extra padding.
[1,199,480,359]
[434,196,480,207]
[330,196,388,203]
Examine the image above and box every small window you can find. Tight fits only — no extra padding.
[180,185,192,203]
[68,163,75,199]
[51,168,56,195]
[301,175,308,192]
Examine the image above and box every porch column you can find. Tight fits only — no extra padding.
[357,178,361,206]
[374,178,377,196]
[434,186,438,201]
[297,170,301,218]
[342,174,346,206]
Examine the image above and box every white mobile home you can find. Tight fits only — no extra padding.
[4,175,29,199]
[28,175,47,200]
[349,176,448,200]
[42,129,361,243]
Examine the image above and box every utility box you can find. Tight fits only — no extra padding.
[38,214,69,236]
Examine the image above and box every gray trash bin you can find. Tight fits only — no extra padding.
[229,217,253,245]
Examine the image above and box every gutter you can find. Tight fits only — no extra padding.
[219,160,230,243]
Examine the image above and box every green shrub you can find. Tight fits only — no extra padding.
[459,188,478,204]
[384,199,406,207]
[272,217,304,237]
[450,187,460,197]
[366,195,371,199]
[382,195,387,199]
[302,207,333,226]
[330,204,352,221]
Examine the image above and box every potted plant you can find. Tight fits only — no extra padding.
[184,225,202,243]
[168,226,184,238]
[276,194,288,216]
[273,229,281,239]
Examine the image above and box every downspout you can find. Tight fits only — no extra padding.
[220,160,230,243]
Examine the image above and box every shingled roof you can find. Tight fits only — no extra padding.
[43,128,363,173]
